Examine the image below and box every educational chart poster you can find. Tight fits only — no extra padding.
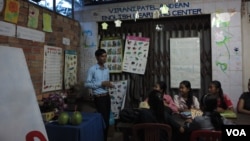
[170,37,201,88]
[122,36,150,74]
[109,80,127,119]
[0,46,48,141]
[64,50,77,89]
[42,45,63,92]
[100,38,123,73]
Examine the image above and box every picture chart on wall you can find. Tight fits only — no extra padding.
[100,37,123,73]
[64,50,77,90]
[122,36,150,74]
[42,45,63,92]
[109,80,127,119]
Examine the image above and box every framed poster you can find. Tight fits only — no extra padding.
[100,37,123,73]
[170,37,201,88]
[122,36,150,74]
[64,50,77,89]
[42,45,63,92]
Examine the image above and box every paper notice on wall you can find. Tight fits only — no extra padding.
[170,37,201,88]
[0,21,16,37]
[0,46,48,141]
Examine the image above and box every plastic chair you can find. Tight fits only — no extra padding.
[132,123,172,141]
[190,130,222,141]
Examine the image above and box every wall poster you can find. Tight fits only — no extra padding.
[170,37,201,89]
[42,45,63,92]
[64,50,77,90]
[100,37,123,73]
[109,80,127,119]
[122,36,150,74]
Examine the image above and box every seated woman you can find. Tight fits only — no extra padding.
[139,81,178,114]
[181,94,233,141]
[208,80,234,113]
[185,94,224,132]
[137,90,185,141]
[173,80,200,113]
[237,79,250,114]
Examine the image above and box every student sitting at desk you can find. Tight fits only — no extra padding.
[237,79,250,115]
[137,90,185,141]
[139,81,178,114]
[184,94,234,138]
[173,80,200,113]
[208,80,234,113]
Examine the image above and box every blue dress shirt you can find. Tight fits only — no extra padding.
[85,64,110,95]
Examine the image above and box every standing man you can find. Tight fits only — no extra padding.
[85,49,113,141]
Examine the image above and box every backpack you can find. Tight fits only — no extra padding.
[119,108,140,123]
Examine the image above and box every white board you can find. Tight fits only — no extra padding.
[0,46,48,141]
[170,37,201,89]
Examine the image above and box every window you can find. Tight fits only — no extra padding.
[29,0,53,10]
[56,0,72,18]
[84,0,144,6]
[29,0,78,18]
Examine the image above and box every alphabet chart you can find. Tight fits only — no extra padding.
[42,45,63,92]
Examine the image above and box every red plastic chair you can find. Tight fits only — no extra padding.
[132,123,172,141]
[190,130,222,141]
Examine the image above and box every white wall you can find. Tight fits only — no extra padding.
[242,2,250,92]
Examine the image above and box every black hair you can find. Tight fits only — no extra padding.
[210,80,227,109]
[200,94,224,130]
[148,90,165,123]
[157,81,167,94]
[180,80,193,109]
[95,49,106,57]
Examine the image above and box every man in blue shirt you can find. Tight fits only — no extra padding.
[85,49,113,141]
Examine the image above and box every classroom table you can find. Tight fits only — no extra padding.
[45,112,105,141]
[229,113,250,125]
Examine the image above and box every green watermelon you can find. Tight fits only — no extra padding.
[58,112,69,125]
[71,111,82,125]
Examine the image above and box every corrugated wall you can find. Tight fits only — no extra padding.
[98,14,211,108]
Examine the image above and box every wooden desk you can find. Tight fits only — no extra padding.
[45,112,105,141]
[230,113,250,125]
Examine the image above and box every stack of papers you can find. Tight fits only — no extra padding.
[220,110,237,119]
